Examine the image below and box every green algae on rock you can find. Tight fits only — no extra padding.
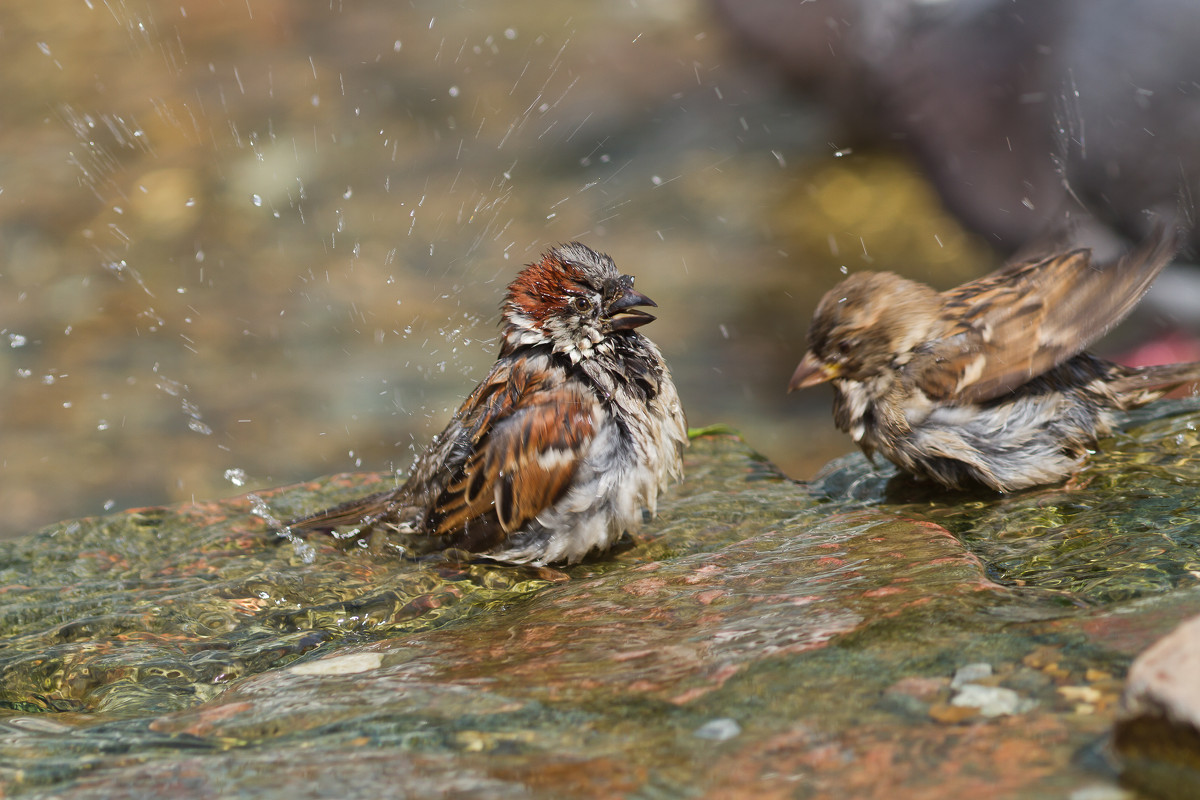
[813,398,1200,606]
[0,471,563,719]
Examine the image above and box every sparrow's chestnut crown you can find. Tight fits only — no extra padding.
[501,242,658,362]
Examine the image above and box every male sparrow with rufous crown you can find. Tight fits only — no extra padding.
[288,243,688,564]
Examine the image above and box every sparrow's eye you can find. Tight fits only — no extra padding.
[570,296,593,314]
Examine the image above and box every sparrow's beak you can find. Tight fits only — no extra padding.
[788,351,839,391]
[607,285,658,331]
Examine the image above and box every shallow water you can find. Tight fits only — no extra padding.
[5,410,1200,797]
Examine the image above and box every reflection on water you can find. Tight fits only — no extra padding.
[0,0,989,538]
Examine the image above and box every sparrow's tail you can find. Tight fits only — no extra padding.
[1110,361,1200,409]
[285,488,407,534]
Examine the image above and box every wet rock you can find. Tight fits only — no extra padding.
[1069,787,1136,800]
[693,718,742,742]
[5,406,1200,797]
[951,662,994,688]
[946,662,1036,717]
[951,684,1027,718]
[1115,614,1200,799]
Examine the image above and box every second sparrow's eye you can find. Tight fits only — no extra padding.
[571,296,593,313]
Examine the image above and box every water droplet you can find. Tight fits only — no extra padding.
[8,333,26,348]
[103,499,116,511]
[97,420,109,431]
[188,419,213,435]
[251,194,263,207]
[504,28,517,40]
[448,85,459,98]
[224,467,247,487]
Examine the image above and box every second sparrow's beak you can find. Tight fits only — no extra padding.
[607,286,658,331]
[788,351,839,391]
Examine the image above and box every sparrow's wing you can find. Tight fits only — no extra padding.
[914,226,1180,403]
[424,360,598,540]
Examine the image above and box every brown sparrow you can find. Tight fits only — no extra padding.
[287,243,688,564]
[789,227,1200,491]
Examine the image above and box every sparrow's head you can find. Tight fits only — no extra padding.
[789,271,940,390]
[501,243,657,362]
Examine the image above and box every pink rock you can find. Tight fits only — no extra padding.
[1115,613,1200,797]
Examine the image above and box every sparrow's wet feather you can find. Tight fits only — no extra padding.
[425,366,598,537]
[287,242,687,564]
[791,224,1198,491]
[925,230,1181,403]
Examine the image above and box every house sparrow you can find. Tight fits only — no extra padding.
[789,227,1200,491]
[286,243,688,564]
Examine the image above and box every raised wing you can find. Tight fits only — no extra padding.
[912,225,1180,403]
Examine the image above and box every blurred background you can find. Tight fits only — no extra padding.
[2,0,1198,539]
